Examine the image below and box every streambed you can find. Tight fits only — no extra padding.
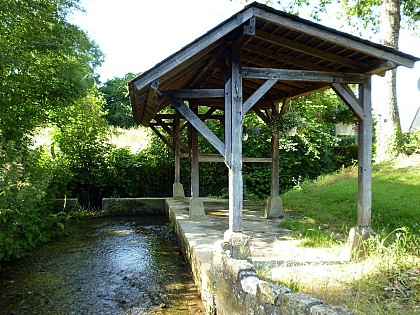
[0,216,204,314]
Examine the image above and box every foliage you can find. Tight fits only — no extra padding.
[99,73,138,128]
[0,0,103,261]
[0,141,71,261]
[52,90,112,208]
[401,129,420,155]
[268,110,302,137]
[340,0,420,31]
[104,139,174,199]
[0,0,103,144]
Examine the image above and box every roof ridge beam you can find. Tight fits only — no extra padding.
[242,67,365,83]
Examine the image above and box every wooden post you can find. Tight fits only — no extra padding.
[226,45,243,234]
[348,76,374,259]
[189,105,205,220]
[357,77,373,227]
[265,103,284,218]
[173,118,185,198]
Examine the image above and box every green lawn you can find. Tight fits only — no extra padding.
[281,156,420,239]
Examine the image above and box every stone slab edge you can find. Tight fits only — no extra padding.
[166,200,216,314]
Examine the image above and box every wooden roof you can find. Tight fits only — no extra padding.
[129,2,419,126]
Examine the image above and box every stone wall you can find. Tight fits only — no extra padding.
[102,198,166,215]
[210,241,354,315]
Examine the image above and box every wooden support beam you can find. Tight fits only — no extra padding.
[357,77,373,227]
[162,89,225,99]
[227,45,243,233]
[265,102,284,218]
[190,108,200,198]
[174,119,181,183]
[243,79,278,114]
[271,103,280,193]
[171,98,225,156]
[187,44,229,88]
[283,83,330,100]
[280,99,290,114]
[156,112,223,120]
[364,60,397,76]
[243,16,256,35]
[242,67,365,83]
[154,116,188,151]
[253,108,270,124]
[173,118,185,198]
[149,125,174,152]
[242,44,337,72]
[331,83,364,120]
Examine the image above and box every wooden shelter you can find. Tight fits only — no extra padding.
[129,2,419,243]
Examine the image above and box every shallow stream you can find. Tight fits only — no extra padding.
[0,216,204,314]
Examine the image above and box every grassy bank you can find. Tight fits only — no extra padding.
[273,154,420,315]
[280,154,420,245]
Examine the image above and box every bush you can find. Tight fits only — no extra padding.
[402,129,420,155]
[0,141,70,261]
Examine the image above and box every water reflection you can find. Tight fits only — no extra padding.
[0,216,203,315]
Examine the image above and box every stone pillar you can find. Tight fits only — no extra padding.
[173,118,185,198]
[348,77,375,259]
[265,103,284,218]
[189,106,205,220]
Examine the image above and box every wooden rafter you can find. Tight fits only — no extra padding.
[255,30,366,70]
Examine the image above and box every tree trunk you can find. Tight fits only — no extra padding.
[376,0,402,161]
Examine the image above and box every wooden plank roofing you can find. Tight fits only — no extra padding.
[129,1,420,127]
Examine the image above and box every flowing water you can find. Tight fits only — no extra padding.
[0,216,204,315]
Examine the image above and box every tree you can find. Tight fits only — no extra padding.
[239,0,420,160]
[0,0,103,143]
[99,73,138,128]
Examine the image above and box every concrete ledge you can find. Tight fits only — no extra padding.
[102,198,166,215]
[166,198,355,315]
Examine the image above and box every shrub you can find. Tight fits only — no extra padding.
[0,141,70,261]
[402,129,420,155]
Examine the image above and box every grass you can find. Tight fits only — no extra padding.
[280,155,420,244]
[32,126,150,153]
[108,126,150,152]
[271,154,420,315]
